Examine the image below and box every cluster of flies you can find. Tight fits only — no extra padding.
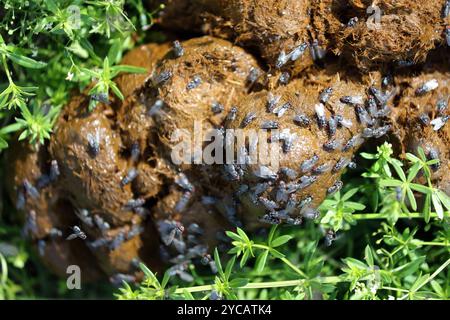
[149,39,398,247]
[165,172,242,282]
[415,79,449,132]
[16,126,174,285]
[222,74,397,238]
[157,217,218,283]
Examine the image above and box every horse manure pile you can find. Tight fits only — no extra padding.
[4,1,450,282]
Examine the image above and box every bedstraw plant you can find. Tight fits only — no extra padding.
[115,143,450,300]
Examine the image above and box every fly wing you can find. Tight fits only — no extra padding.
[173,239,186,254]
[178,271,194,282]
[161,228,176,246]
[66,234,78,241]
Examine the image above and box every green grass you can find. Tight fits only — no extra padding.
[0,0,164,300]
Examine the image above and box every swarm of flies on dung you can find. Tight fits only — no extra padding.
[16,160,60,212]
[156,217,218,279]
[247,77,398,226]
[153,171,225,276]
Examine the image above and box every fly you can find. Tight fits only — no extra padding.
[289,43,308,61]
[267,93,281,113]
[310,40,326,60]
[175,192,192,212]
[347,16,359,27]
[175,173,195,192]
[75,208,94,228]
[240,112,257,128]
[324,230,336,246]
[159,220,184,246]
[319,87,333,104]
[327,180,343,195]
[261,120,279,129]
[66,226,87,240]
[315,103,326,129]
[186,75,202,90]
[275,51,288,69]
[49,160,60,181]
[340,95,364,106]
[327,117,337,137]
[109,232,125,250]
[419,113,431,126]
[253,165,278,180]
[211,102,224,114]
[312,163,331,175]
[22,210,38,237]
[153,70,172,85]
[273,102,291,117]
[278,72,290,85]
[430,115,449,131]
[120,168,138,187]
[298,196,313,208]
[436,99,448,115]
[226,106,238,122]
[87,130,100,157]
[94,215,110,233]
[247,67,260,84]
[123,198,146,210]
[172,40,184,57]
[259,197,278,211]
[280,167,298,180]
[333,157,351,172]
[301,154,319,173]
[131,143,140,162]
[293,114,311,126]
[147,99,164,117]
[23,179,39,199]
[297,175,317,189]
[416,79,439,95]
[323,139,340,152]
[187,223,204,235]
[91,93,110,105]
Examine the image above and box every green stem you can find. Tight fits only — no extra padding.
[416,241,450,247]
[175,276,344,294]
[0,253,8,286]
[2,54,14,84]
[381,286,409,293]
[279,257,308,278]
[352,212,449,220]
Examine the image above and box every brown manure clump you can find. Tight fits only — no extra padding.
[311,0,445,70]
[152,0,315,75]
[4,37,265,282]
[154,0,449,71]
